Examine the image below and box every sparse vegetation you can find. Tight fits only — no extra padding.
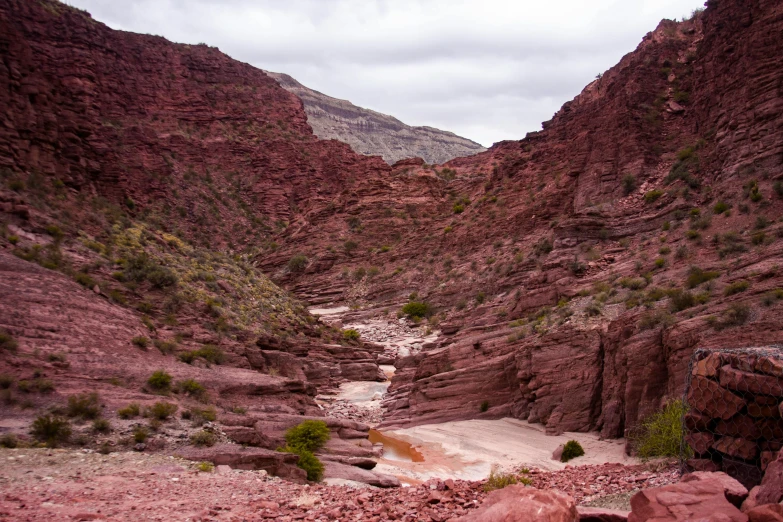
[401,301,434,320]
[177,379,206,398]
[480,400,489,413]
[67,392,102,420]
[629,399,689,459]
[148,401,177,420]
[179,345,224,365]
[131,336,149,349]
[190,430,217,447]
[686,267,719,288]
[724,280,750,296]
[147,370,172,391]
[281,420,330,482]
[483,466,525,492]
[31,415,71,447]
[342,329,360,341]
[92,418,111,433]
[118,403,141,419]
[644,190,663,203]
[560,440,585,462]
[709,302,751,330]
[622,174,637,195]
[287,254,308,273]
[197,461,214,472]
[638,309,675,331]
[0,329,18,352]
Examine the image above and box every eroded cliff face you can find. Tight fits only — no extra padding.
[266,72,487,165]
[259,0,783,438]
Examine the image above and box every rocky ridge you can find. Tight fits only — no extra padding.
[266,71,487,165]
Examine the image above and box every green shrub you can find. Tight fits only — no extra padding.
[480,401,489,413]
[342,329,360,341]
[67,392,101,419]
[619,277,647,290]
[711,303,751,330]
[629,399,688,459]
[284,420,331,453]
[190,430,217,447]
[131,336,149,349]
[179,345,224,365]
[638,309,675,331]
[401,301,434,319]
[343,240,358,253]
[148,401,177,420]
[713,201,731,214]
[560,440,585,462]
[92,418,111,433]
[153,339,176,354]
[185,406,217,425]
[123,253,177,288]
[177,379,206,397]
[644,190,663,203]
[197,461,214,472]
[452,203,465,214]
[724,280,750,296]
[622,174,637,195]
[654,258,666,269]
[0,374,14,389]
[31,415,71,447]
[0,434,18,448]
[483,466,520,492]
[74,272,97,288]
[292,447,324,482]
[118,403,141,419]
[686,267,720,288]
[752,232,766,245]
[668,289,697,312]
[287,254,308,273]
[147,370,172,390]
[0,330,18,352]
[133,426,148,443]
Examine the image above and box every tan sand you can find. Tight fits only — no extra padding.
[374,418,637,484]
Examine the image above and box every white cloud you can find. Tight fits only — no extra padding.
[64,0,706,146]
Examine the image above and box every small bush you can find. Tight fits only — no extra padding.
[92,418,112,433]
[147,370,172,391]
[619,277,647,290]
[724,280,750,296]
[629,399,688,459]
[712,303,751,330]
[0,434,18,448]
[284,420,331,453]
[133,426,149,443]
[638,309,675,331]
[0,330,18,352]
[291,447,324,482]
[185,406,217,425]
[484,466,520,492]
[713,201,731,214]
[0,374,14,389]
[197,461,214,472]
[118,403,141,419]
[560,440,585,462]
[148,401,177,420]
[31,415,71,447]
[480,400,489,413]
[686,267,720,288]
[179,345,224,365]
[67,392,101,420]
[342,329,360,341]
[74,272,96,288]
[654,258,666,269]
[131,336,149,349]
[668,289,697,312]
[177,379,206,397]
[401,301,434,320]
[622,174,637,195]
[190,430,217,447]
[287,254,308,273]
[644,190,663,203]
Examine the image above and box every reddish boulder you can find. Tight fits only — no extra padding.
[688,377,747,420]
[578,506,629,522]
[628,472,748,522]
[457,486,578,522]
[712,436,759,461]
[720,365,783,396]
[754,451,783,504]
[175,444,306,481]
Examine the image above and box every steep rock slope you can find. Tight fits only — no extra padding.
[267,71,487,165]
[260,0,783,439]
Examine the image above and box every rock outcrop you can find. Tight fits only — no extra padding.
[266,71,487,165]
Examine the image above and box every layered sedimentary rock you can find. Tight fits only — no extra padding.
[267,71,486,165]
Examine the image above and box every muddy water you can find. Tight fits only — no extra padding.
[369,429,424,462]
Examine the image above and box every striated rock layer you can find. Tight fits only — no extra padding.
[266,71,487,165]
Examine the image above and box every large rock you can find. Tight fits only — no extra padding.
[746,504,783,522]
[688,377,748,420]
[321,460,400,488]
[578,507,629,522]
[628,472,748,522]
[754,450,783,504]
[457,486,578,522]
[175,444,306,481]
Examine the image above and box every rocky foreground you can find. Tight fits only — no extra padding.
[5,448,783,521]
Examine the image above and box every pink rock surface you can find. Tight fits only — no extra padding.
[457,486,578,522]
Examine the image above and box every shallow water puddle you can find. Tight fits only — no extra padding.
[369,429,424,462]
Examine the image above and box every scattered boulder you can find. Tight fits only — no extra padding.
[321,460,400,488]
[175,444,305,481]
[457,485,578,522]
[746,504,783,522]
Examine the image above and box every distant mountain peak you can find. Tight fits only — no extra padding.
[265,71,486,165]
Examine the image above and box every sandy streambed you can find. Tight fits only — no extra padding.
[372,418,637,485]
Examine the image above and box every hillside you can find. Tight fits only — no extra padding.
[266,71,487,165]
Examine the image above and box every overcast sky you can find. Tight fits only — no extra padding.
[64,0,705,147]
